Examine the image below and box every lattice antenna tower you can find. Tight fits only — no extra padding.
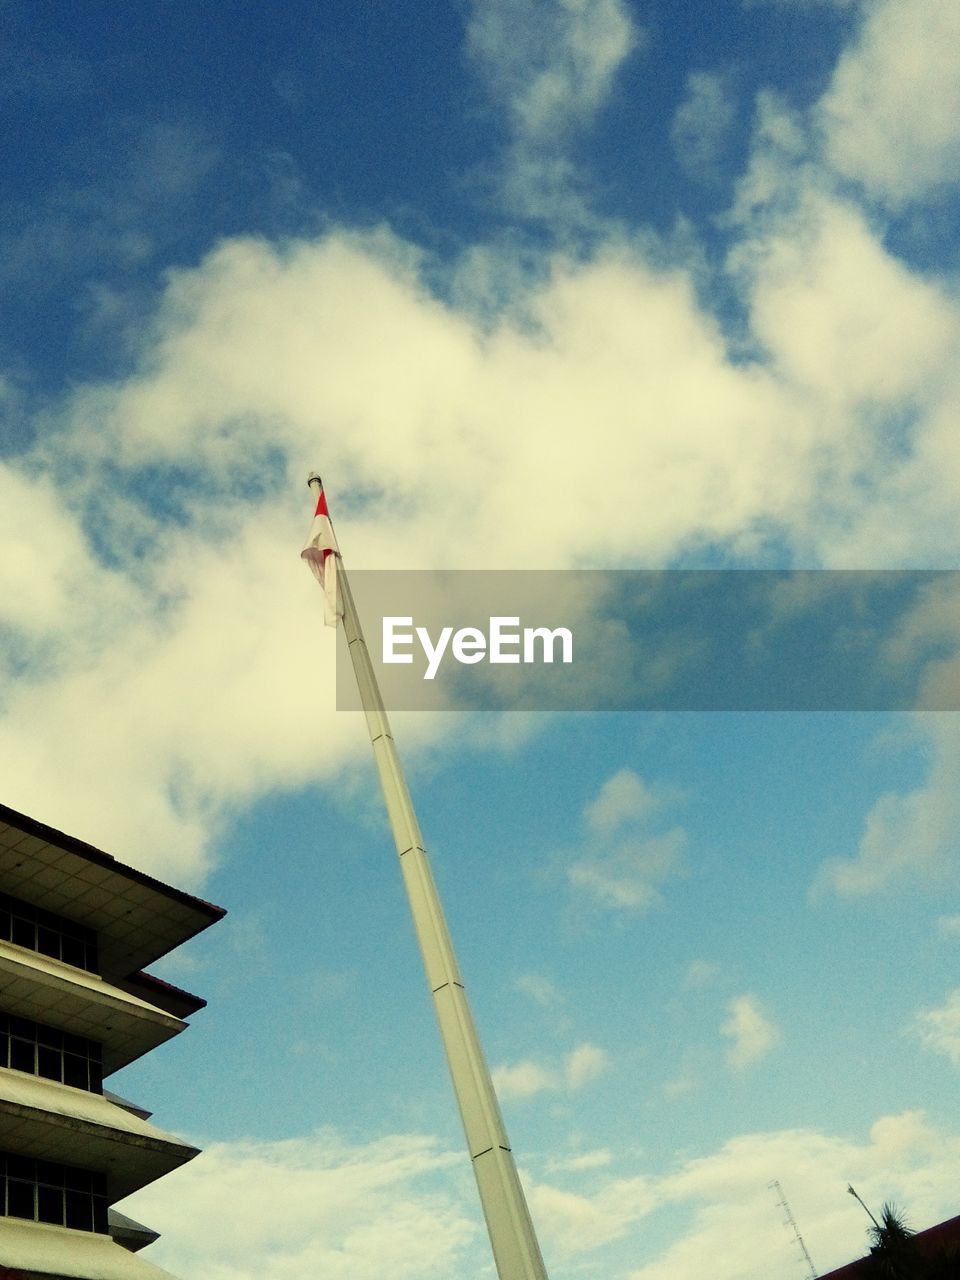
[769,1179,818,1279]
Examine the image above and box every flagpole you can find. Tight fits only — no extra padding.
[307,474,549,1280]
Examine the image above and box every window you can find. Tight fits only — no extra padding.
[0,1151,108,1234]
[0,892,98,973]
[0,1014,103,1093]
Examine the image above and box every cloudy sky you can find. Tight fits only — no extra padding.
[2,0,960,1276]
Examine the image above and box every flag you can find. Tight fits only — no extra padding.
[301,482,342,626]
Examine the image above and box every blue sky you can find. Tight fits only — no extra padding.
[2,1,960,1276]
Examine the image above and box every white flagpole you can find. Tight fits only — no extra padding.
[307,474,549,1280]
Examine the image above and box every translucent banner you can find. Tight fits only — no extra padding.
[335,570,960,712]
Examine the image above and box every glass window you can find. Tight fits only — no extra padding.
[37,1184,63,1224]
[62,1165,92,1192]
[37,1044,62,1080]
[92,1196,108,1234]
[59,935,86,969]
[0,892,98,974]
[11,917,35,949]
[65,1189,94,1231]
[63,1053,88,1089]
[62,1031,87,1056]
[9,1037,34,1073]
[36,926,60,958]
[1,1151,107,1234]
[6,1179,35,1220]
[1,1013,103,1093]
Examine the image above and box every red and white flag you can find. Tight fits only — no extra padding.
[301,483,342,626]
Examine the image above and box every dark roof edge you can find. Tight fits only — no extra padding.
[819,1214,960,1279]
[0,802,226,923]
[124,970,208,1014]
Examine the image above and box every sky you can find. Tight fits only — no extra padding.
[1,0,960,1276]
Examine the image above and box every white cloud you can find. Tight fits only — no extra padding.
[0,225,834,879]
[0,176,955,883]
[493,1058,559,1100]
[520,1109,960,1276]
[813,715,960,897]
[737,192,956,411]
[493,1042,609,1100]
[721,994,780,1070]
[937,915,960,937]
[682,960,720,990]
[622,1111,958,1280]
[729,91,960,568]
[567,769,687,912]
[584,768,663,833]
[465,0,640,222]
[808,581,960,898]
[879,574,960,715]
[913,989,960,1067]
[120,1130,477,1280]
[528,1175,655,1260]
[546,1147,612,1172]
[568,833,686,910]
[565,1042,608,1089]
[513,971,574,1036]
[467,0,637,144]
[818,0,960,206]
[0,496,382,882]
[109,1109,960,1280]
[5,0,960,884]
[515,972,563,1007]
[64,231,817,567]
[883,574,960,668]
[663,1057,702,1099]
[6,16,960,1278]
[0,463,130,637]
[671,71,736,184]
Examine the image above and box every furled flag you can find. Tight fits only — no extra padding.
[301,480,342,626]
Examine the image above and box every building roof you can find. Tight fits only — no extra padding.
[0,942,185,1076]
[0,1214,177,1278]
[0,1072,199,1202]
[0,805,225,980]
[114,972,205,1020]
[819,1213,960,1278]
[106,1208,161,1253]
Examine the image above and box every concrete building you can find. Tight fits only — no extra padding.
[0,802,224,1280]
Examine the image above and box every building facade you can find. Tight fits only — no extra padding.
[0,803,224,1280]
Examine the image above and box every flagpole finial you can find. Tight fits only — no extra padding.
[307,471,323,490]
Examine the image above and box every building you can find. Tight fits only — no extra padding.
[819,1213,960,1278]
[0,802,225,1280]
